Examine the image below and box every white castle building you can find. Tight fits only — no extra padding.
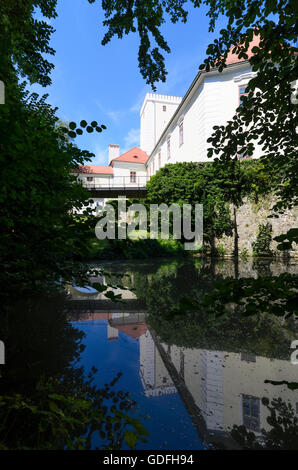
[76,36,261,201]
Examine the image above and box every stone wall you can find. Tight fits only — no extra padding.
[215,195,298,258]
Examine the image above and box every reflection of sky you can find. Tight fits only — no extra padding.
[73,320,204,450]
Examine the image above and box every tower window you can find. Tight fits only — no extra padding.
[163,105,167,112]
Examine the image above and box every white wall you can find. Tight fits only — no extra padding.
[140,93,182,156]
[112,161,148,186]
[147,63,263,175]
[77,173,112,187]
[163,344,298,435]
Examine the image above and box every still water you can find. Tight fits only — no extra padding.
[69,257,298,450]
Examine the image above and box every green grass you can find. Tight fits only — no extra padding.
[85,234,186,260]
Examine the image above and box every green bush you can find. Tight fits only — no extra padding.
[252,223,273,257]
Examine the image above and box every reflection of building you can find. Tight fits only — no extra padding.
[140,330,176,397]
[108,312,147,340]
[75,312,147,342]
[159,344,298,439]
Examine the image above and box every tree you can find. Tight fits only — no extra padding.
[0,0,57,86]
[0,1,106,298]
[145,160,271,253]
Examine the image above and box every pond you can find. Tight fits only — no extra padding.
[68,257,298,450]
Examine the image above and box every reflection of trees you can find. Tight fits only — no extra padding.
[252,259,272,277]
[130,261,297,359]
[0,293,146,450]
[231,397,298,450]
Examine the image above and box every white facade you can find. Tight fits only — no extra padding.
[144,62,261,176]
[76,57,262,204]
[112,161,148,187]
[140,93,182,156]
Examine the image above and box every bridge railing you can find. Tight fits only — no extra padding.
[82,175,150,189]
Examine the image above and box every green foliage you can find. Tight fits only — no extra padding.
[146,160,272,252]
[0,1,58,87]
[252,223,273,257]
[0,377,147,450]
[202,273,298,319]
[130,259,298,357]
[85,235,185,260]
[0,293,147,450]
[232,398,298,450]
[0,79,102,298]
[217,244,226,256]
[274,228,298,251]
[240,248,249,261]
[146,162,233,244]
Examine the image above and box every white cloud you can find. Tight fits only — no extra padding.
[106,110,126,124]
[95,100,127,125]
[124,128,140,150]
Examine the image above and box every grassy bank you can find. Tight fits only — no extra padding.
[85,232,188,260]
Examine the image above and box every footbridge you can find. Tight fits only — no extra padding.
[84,176,149,198]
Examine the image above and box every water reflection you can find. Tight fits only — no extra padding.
[70,257,298,449]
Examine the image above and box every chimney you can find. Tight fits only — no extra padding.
[109,144,120,163]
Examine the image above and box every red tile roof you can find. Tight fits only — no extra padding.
[76,165,114,174]
[225,33,261,65]
[113,323,148,340]
[110,147,149,165]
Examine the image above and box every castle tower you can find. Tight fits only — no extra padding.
[140,93,182,156]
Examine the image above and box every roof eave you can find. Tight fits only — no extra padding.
[146,60,251,165]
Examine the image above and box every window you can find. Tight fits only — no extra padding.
[87,176,93,182]
[167,136,171,160]
[241,352,256,362]
[239,84,249,105]
[130,171,136,183]
[163,105,167,112]
[152,160,155,174]
[179,118,184,146]
[242,395,260,432]
[158,152,161,169]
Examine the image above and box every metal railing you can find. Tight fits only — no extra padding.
[82,175,150,189]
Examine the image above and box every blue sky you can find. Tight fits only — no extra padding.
[32,1,227,165]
